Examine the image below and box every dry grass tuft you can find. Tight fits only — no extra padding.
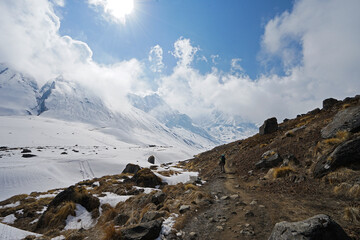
[102,224,122,240]
[184,184,199,191]
[259,143,268,148]
[157,170,180,177]
[342,103,351,109]
[314,130,350,157]
[344,207,360,223]
[273,167,295,178]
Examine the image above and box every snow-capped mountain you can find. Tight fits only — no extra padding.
[127,93,219,144]
[128,93,257,143]
[0,64,216,149]
[0,64,39,116]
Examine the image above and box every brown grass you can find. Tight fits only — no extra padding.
[259,143,268,148]
[344,207,360,223]
[273,167,295,178]
[102,224,122,240]
[184,184,199,191]
[157,170,180,177]
[342,103,351,109]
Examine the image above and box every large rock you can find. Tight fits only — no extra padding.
[323,98,339,110]
[36,186,99,231]
[151,191,166,205]
[268,214,351,240]
[148,155,155,164]
[313,137,360,178]
[259,117,278,135]
[121,219,163,240]
[255,150,283,169]
[132,168,162,188]
[141,210,166,223]
[321,105,360,138]
[122,163,141,174]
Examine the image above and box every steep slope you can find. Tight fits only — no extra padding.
[0,64,39,116]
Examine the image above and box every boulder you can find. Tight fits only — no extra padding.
[36,186,99,231]
[151,191,166,205]
[323,98,339,110]
[307,108,321,115]
[268,214,351,240]
[313,136,360,178]
[121,219,163,240]
[114,213,130,225]
[132,168,162,188]
[255,150,283,169]
[141,210,166,223]
[122,163,141,174]
[259,117,278,135]
[148,155,155,164]
[47,186,99,212]
[21,148,32,153]
[321,105,360,138]
[22,154,37,158]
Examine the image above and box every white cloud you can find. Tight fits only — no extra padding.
[149,45,164,73]
[170,37,199,67]
[51,0,65,7]
[210,55,219,65]
[0,0,145,112]
[230,58,244,72]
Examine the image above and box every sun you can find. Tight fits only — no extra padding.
[106,0,134,22]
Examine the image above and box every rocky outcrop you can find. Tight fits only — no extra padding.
[313,136,360,178]
[321,105,360,138]
[114,213,130,226]
[268,214,351,240]
[151,191,166,205]
[323,98,339,110]
[122,163,141,174]
[121,219,163,240]
[36,186,99,231]
[259,117,278,135]
[132,168,162,188]
[255,150,282,169]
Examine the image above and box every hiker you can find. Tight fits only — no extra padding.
[219,154,226,173]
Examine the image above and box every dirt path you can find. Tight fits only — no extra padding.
[181,165,272,240]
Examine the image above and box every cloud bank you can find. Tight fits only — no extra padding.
[0,0,359,124]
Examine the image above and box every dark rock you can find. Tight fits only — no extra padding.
[60,152,67,155]
[313,137,360,178]
[307,108,321,115]
[122,163,141,174]
[22,154,37,158]
[255,150,283,169]
[148,155,155,164]
[50,186,99,211]
[36,186,100,231]
[151,191,166,205]
[323,98,339,110]
[114,213,130,225]
[132,168,162,188]
[121,219,162,240]
[259,117,278,135]
[268,214,351,240]
[245,210,254,218]
[283,118,289,123]
[21,148,32,153]
[321,105,360,138]
[141,211,166,223]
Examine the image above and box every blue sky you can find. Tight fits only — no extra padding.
[57,0,293,78]
[0,0,359,123]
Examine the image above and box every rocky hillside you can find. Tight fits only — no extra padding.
[0,95,360,239]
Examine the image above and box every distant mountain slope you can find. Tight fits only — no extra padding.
[0,64,216,149]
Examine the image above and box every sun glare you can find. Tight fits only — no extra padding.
[106,0,134,22]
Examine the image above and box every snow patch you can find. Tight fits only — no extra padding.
[0,201,20,209]
[64,204,95,230]
[157,213,178,239]
[98,192,133,208]
[2,214,16,224]
[0,223,41,240]
[155,171,198,185]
